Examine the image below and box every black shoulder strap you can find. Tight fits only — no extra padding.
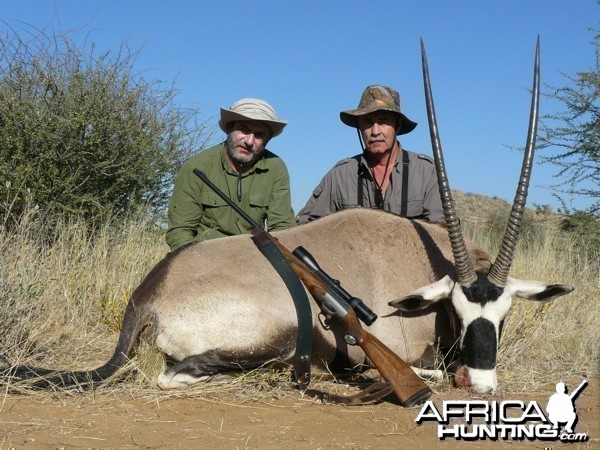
[251,234,312,389]
[357,159,368,208]
[400,150,409,217]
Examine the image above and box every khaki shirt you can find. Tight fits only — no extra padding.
[296,145,443,224]
[166,143,295,251]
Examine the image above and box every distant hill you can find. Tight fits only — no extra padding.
[451,189,560,232]
[452,190,512,224]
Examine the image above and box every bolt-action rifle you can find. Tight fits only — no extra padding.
[194,169,431,407]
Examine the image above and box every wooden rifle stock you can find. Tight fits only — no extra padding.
[194,168,431,407]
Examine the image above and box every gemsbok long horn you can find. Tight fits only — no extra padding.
[420,38,477,287]
[487,37,540,287]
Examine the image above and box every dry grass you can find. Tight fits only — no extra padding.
[0,200,598,400]
[0,206,168,369]
[496,229,599,391]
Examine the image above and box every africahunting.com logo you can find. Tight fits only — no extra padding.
[416,379,589,442]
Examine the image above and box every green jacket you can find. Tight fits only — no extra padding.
[166,143,295,251]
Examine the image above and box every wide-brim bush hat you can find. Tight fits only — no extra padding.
[219,98,288,137]
[340,85,417,135]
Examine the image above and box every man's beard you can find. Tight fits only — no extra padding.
[226,138,263,166]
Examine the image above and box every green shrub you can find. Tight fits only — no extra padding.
[559,210,600,260]
[0,28,212,229]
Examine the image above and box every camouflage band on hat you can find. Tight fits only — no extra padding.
[340,85,417,135]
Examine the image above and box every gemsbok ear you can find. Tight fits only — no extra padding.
[389,275,454,311]
[506,278,575,302]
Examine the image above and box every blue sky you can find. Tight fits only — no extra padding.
[2,1,598,213]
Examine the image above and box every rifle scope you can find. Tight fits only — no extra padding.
[292,246,378,326]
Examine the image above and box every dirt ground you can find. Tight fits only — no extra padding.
[0,377,598,449]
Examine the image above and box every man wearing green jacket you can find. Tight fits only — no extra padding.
[166,98,295,252]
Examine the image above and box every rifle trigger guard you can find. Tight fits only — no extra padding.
[318,312,331,330]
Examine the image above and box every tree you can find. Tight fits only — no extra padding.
[538,30,600,214]
[0,26,213,228]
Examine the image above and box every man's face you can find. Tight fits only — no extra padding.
[226,120,271,166]
[358,111,399,156]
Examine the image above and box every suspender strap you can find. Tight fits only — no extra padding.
[358,150,409,214]
[357,162,367,208]
[251,233,313,389]
[400,149,409,217]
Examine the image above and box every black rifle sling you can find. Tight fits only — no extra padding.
[251,232,312,389]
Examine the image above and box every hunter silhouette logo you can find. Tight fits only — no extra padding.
[416,379,590,442]
[546,379,588,434]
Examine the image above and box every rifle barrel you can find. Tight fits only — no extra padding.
[193,169,261,229]
[569,379,588,400]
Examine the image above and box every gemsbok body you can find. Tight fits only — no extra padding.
[2,39,573,395]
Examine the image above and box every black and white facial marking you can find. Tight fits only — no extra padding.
[452,272,511,393]
[388,273,509,393]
